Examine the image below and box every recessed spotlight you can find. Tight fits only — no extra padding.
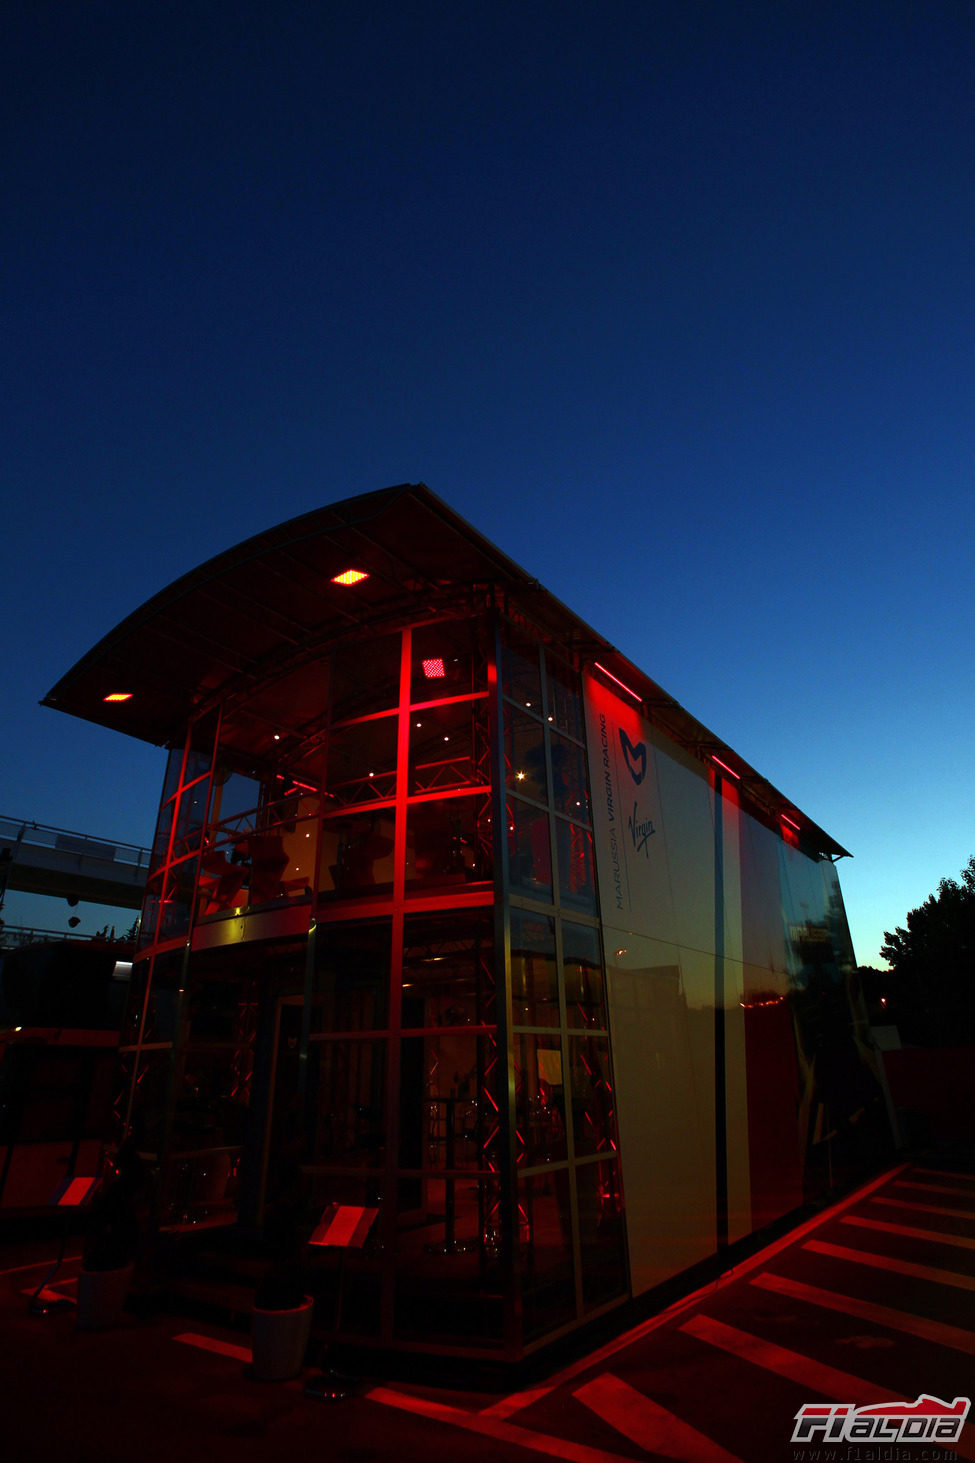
[103,692,133,702]
[331,568,369,585]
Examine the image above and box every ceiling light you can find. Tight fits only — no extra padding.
[331,568,369,585]
[103,692,133,702]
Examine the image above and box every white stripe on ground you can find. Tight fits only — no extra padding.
[804,1238,975,1291]
[842,1214,975,1250]
[368,1385,634,1463]
[894,1178,975,1198]
[752,1270,975,1353]
[173,1331,252,1363]
[679,1312,975,1462]
[872,1195,975,1221]
[574,1372,746,1463]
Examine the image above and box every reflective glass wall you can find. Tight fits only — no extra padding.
[584,671,892,1300]
[117,599,883,1361]
[120,609,629,1358]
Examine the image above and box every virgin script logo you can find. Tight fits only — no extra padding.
[628,802,656,857]
[619,729,647,785]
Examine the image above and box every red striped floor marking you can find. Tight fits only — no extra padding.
[679,1313,975,1462]
[909,1168,975,1183]
[173,1332,252,1363]
[368,1385,632,1463]
[804,1237,975,1291]
[0,1255,82,1277]
[894,1178,975,1198]
[842,1214,975,1250]
[574,1372,746,1463]
[872,1195,975,1221]
[681,1312,903,1402]
[752,1270,975,1353]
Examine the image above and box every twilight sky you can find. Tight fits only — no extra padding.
[3,1,975,966]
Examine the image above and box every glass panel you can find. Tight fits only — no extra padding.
[410,619,485,701]
[519,1170,575,1337]
[569,1036,616,1157]
[331,632,402,722]
[507,798,552,901]
[138,872,163,948]
[121,957,151,1045]
[106,1050,135,1149]
[740,813,790,975]
[409,699,489,794]
[401,910,495,1028]
[327,716,398,806]
[305,1038,386,1167]
[129,1047,171,1153]
[150,795,175,873]
[398,1032,496,1171]
[218,663,327,772]
[556,818,596,912]
[304,1169,384,1211]
[503,706,548,802]
[210,762,261,824]
[171,777,211,860]
[405,794,492,891]
[158,857,198,942]
[141,949,184,1044]
[319,811,395,899]
[162,1149,241,1227]
[550,733,590,821]
[500,628,542,713]
[312,920,391,1033]
[160,746,184,808]
[182,733,215,787]
[576,1157,626,1311]
[393,1174,504,1344]
[515,1033,567,1164]
[170,1043,251,1152]
[546,657,585,742]
[183,973,258,1047]
[510,909,558,1027]
[562,921,605,1029]
[257,799,318,901]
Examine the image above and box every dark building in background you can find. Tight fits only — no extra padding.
[43,483,892,1361]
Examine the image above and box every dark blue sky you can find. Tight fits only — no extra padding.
[4,1,975,963]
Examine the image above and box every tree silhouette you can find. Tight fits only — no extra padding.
[879,856,975,1046]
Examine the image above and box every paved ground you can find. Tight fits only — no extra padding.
[2,1157,974,1463]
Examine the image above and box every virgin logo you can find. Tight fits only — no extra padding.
[619,729,647,785]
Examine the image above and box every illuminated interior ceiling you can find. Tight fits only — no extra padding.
[42,482,849,859]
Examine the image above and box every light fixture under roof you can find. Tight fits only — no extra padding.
[331,568,369,585]
[422,658,445,678]
[103,692,133,702]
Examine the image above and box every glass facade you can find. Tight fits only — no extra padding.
[95,491,890,1364]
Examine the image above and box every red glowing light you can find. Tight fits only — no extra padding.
[422,657,446,678]
[331,568,369,585]
[781,814,800,832]
[593,662,642,703]
[712,756,740,781]
[103,692,133,702]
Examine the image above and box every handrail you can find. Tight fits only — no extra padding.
[0,816,151,871]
